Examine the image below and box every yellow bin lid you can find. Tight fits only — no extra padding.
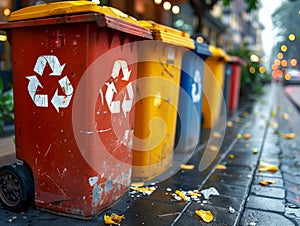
[139,20,195,50]
[208,45,231,62]
[8,1,139,25]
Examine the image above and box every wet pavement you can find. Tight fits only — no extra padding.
[1,82,300,225]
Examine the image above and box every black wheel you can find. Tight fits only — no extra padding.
[0,163,34,212]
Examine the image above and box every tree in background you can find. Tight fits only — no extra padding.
[190,0,261,35]
[271,0,300,70]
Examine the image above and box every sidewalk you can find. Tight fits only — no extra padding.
[1,82,300,225]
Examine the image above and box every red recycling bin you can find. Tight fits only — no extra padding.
[0,1,152,219]
[228,56,245,112]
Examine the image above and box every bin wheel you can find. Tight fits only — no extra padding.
[0,163,34,212]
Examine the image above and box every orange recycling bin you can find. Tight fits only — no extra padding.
[202,45,231,128]
[0,1,152,219]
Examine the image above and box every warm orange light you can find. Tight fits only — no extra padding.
[281,45,287,52]
[274,59,281,66]
[289,34,296,41]
[259,66,266,74]
[290,59,298,66]
[281,59,288,67]
[285,73,291,80]
[272,64,278,70]
[249,67,255,74]
[277,53,283,59]
[3,8,10,16]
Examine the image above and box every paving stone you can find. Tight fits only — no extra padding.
[174,202,239,226]
[240,208,295,226]
[250,185,285,199]
[245,195,285,212]
[253,176,284,188]
[202,182,249,199]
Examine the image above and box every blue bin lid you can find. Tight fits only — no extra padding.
[194,41,212,60]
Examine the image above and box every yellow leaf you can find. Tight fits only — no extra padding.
[175,190,187,201]
[282,112,289,120]
[258,162,278,172]
[131,186,155,195]
[227,121,233,127]
[243,133,251,140]
[259,180,276,186]
[276,132,296,139]
[131,181,144,187]
[215,164,227,170]
[180,164,195,170]
[104,213,125,225]
[195,209,214,223]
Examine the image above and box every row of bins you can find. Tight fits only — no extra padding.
[0,1,245,219]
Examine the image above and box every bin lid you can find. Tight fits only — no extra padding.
[194,41,212,59]
[139,20,195,50]
[230,56,247,66]
[208,45,231,62]
[1,1,152,39]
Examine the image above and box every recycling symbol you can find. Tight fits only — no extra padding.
[101,60,134,117]
[26,55,73,112]
[191,69,202,103]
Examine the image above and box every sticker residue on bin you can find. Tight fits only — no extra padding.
[92,184,103,207]
[89,176,99,187]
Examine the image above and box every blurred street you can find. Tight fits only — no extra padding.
[1,82,300,225]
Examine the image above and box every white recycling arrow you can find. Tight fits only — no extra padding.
[191,69,202,103]
[105,82,120,114]
[111,60,132,81]
[122,82,134,117]
[51,76,74,112]
[34,55,66,76]
[26,75,48,107]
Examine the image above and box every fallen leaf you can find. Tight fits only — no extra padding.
[229,154,235,159]
[243,111,249,117]
[213,132,222,138]
[259,180,276,186]
[180,164,195,170]
[282,112,289,120]
[252,148,259,154]
[131,181,144,187]
[215,164,227,170]
[195,210,214,223]
[227,121,233,127]
[175,190,188,201]
[237,133,242,139]
[279,133,296,139]
[258,161,278,172]
[131,186,156,195]
[244,133,251,140]
[104,213,125,225]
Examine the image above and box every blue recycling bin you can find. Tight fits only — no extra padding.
[175,42,211,152]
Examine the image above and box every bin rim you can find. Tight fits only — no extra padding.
[138,20,195,50]
[0,1,153,40]
[194,41,212,57]
[208,45,231,62]
[8,1,138,25]
[229,56,247,66]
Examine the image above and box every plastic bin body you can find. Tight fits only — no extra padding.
[223,64,233,110]
[229,56,244,112]
[175,42,211,152]
[132,21,194,181]
[0,2,152,218]
[202,46,230,128]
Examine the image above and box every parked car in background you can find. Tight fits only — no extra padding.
[283,68,300,86]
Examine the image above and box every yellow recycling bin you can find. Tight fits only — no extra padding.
[132,21,195,181]
[202,45,231,128]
